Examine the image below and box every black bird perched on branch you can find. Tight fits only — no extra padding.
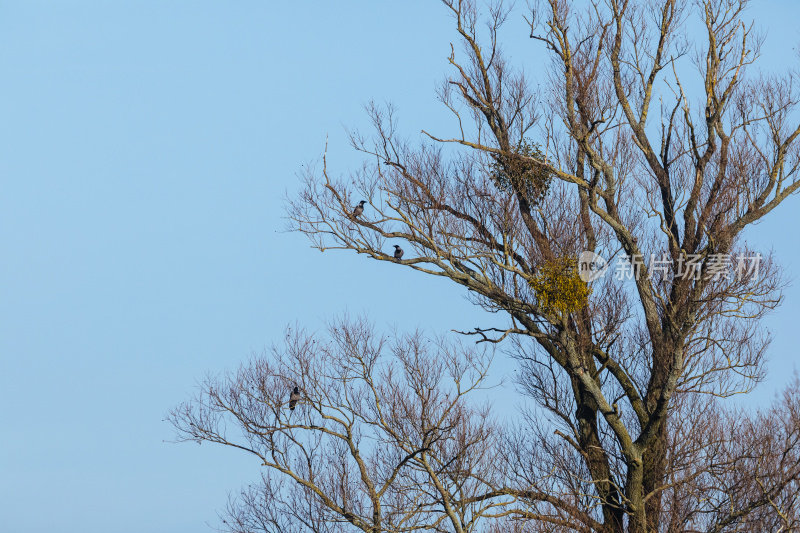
[352,200,366,218]
[393,245,404,260]
[289,386,301,411]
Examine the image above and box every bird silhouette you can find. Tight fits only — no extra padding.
[352,200,366,218]
[289,386,301,411]
[393,245,404,260]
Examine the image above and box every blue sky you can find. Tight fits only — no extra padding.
[2,2,800,532]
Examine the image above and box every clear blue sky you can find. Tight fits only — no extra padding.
[2,2,799,532]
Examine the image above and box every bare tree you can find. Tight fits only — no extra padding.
[173,1,800,531]
[171,318,513,533]
[171,321,800,532]
[277,1,800,531]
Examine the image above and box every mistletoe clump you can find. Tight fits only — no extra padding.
[529,256,591,314]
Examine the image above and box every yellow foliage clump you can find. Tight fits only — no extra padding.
[529,256,592,314]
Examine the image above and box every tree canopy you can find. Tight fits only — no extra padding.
[173,1,800,531]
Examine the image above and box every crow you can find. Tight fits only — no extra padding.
[289,386,301,411]
[393,245,404,260]
[352,200,367,218]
